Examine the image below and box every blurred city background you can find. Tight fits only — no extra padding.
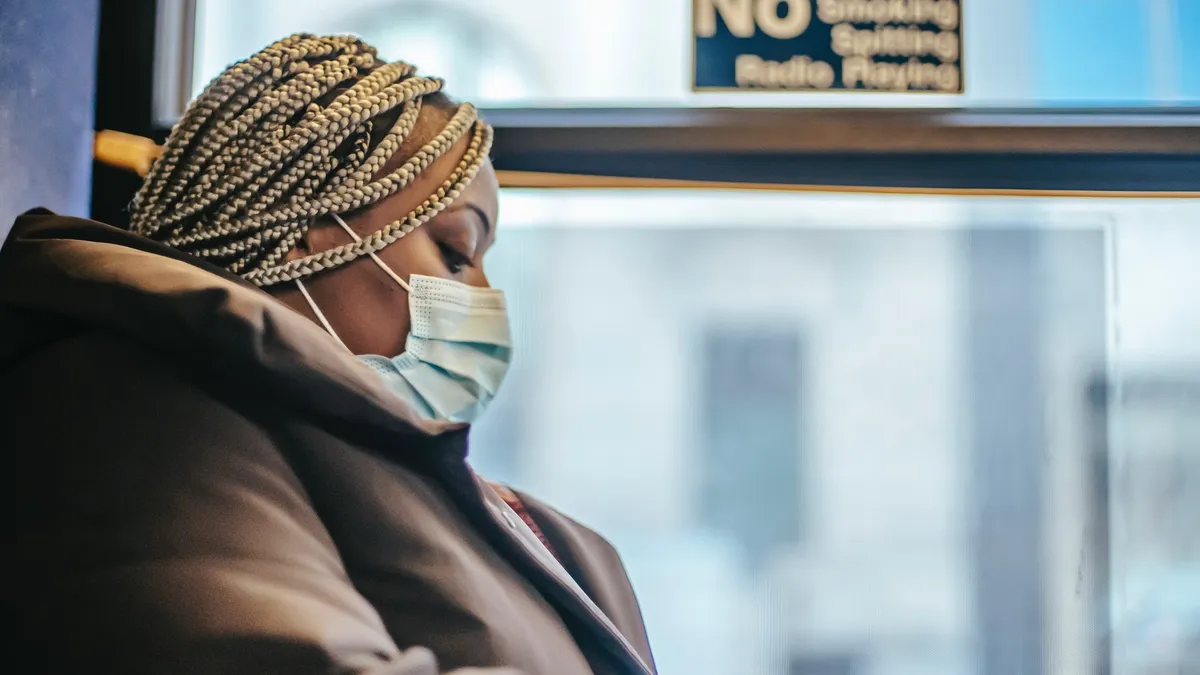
[193,0,1200,107]
[2,1,1199,674]
[469,191,1200,675]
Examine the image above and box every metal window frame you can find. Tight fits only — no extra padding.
[151,0,197,129]
[486,107,1200,192]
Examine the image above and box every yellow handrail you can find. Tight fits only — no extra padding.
[94,129,162,177]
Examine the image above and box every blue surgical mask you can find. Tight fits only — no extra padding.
[294,213,512,424]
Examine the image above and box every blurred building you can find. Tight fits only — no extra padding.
[456,193,1194,675]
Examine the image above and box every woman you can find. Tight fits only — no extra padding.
[1,35,655,675]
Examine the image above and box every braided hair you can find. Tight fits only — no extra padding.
[129,33,494,288]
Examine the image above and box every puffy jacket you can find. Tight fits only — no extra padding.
[0,209,657,675]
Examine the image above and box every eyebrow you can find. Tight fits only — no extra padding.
[464,202,493,236]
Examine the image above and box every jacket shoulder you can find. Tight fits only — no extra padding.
[1,326,255,452]
[1,329,409,673]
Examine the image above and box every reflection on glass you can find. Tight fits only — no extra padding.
[465,190,1200,675]
[194,0,1200,107]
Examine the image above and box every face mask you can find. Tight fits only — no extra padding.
[294,213,512,424]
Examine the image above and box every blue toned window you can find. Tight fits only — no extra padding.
[193,0,1200,107]
[468,188,1200,675]
[699,326,804,571]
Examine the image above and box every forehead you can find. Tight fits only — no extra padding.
[463,159,499,212]
[358,125,497,238]
[373,103,457,180]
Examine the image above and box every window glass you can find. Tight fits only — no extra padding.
[699,327,804,571]
[466,189,1200,675]
[194,0,1200,107]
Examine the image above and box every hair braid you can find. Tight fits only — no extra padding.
[131,33,351,234]
[130,33,491,288]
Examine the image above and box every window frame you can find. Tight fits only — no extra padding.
[487,107,1200,192]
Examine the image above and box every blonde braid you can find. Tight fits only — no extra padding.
[130,33,491,288]
[132,34,354,235]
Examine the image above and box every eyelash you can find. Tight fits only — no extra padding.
[437,242,472,274]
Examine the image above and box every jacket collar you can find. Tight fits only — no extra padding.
[464,469,654,675]
[0,210,461,449]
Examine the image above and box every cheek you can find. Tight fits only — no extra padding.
[394,307,413,343]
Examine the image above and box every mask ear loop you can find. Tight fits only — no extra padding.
[295,212,415,352]
[295,278,349,350]
[331,212,413,293]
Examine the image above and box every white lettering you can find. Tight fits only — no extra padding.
[935,1,959,30]
[831,22,856,55]
[841,56,960,91]
[829,23,959,62]
[816,0,840,24]
[817,0,960,30]
[933,30,959,62]
[935,61,960,90]
[695,0,755,38]
[755,0,812,39]
[810,59,837,88]
[842,55,868,86]
[736,54,836,89]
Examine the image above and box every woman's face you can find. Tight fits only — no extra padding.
[275,127,500,357]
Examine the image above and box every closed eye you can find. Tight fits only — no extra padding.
[437,241,473,275]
